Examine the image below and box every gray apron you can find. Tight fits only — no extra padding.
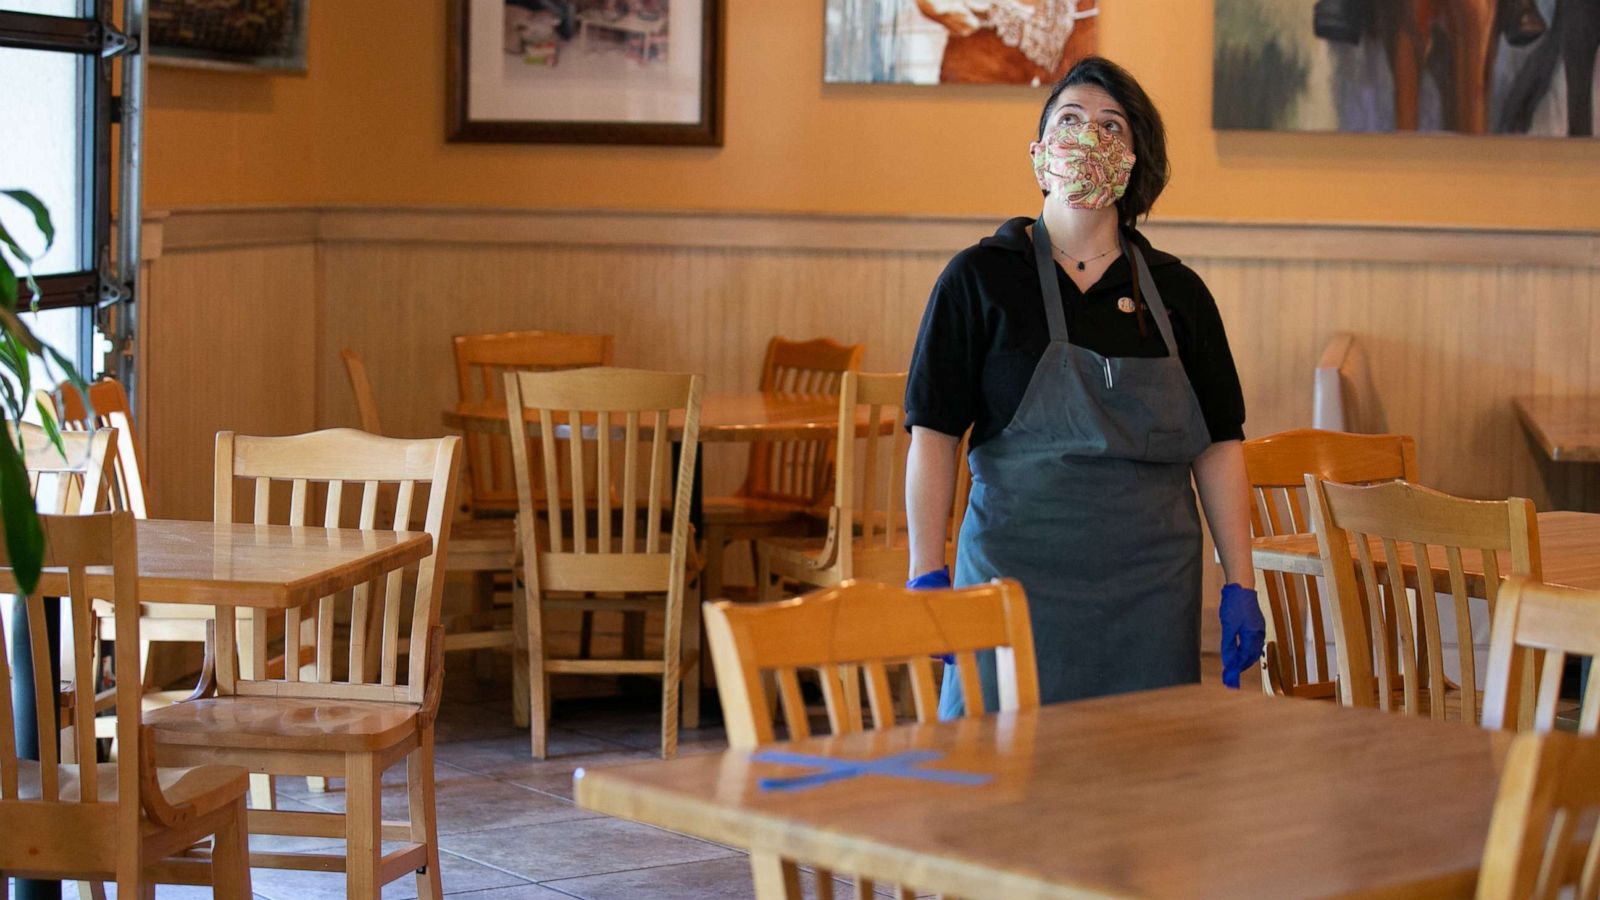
[939,216,1212,717]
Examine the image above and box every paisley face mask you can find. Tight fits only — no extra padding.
[1032,121,1136,211]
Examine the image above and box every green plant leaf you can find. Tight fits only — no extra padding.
[0,431,44,595]
[1,190,55,252]
[0,305,44,354]
[34,395,66,459]
[0,260,16,310]
[0,219,32,267]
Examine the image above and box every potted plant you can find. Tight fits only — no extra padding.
[1,189,89,593]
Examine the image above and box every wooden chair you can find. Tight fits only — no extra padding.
[454,331,614,719]
[340,349,384,434]
[52,377,147,518]
[1478,731,1600,899]
[13,422,116,516]
[1312,332,1387,433]
[1243,428,1419,699]
[454,329,614,515]
[702,336,864,604]
[506,367,702,759]
[758,372,952,598]
[0,512,252,898]
[1306,477,1540,723]
[145,429,462,899]
[1482,577,1600,735]
[704,578,1037,899]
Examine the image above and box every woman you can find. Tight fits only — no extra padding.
[904,57,1264,715]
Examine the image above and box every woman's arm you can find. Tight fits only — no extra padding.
[1192,439,1255,590]
[906,426,962,579]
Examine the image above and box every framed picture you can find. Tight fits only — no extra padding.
[824,0,1099,86]
[148,0,309,74]
[448,0,723,145]
[1213,0,1599,137]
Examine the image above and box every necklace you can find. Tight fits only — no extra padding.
[1052,244,1118,272]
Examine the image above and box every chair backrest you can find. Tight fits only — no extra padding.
[11,422,117,516]
[704,579,1038,748]
[454,329,613,514]
[212,429,461,703]
[1479,731,1600,899]
[340,349,383,435]
[1307,477,1540,722]
[0,512,146,858]
[51,377,148,518]
[742,337,864,505]
[1312,332,1387,433]
[828,372,910,580]
[1482,578,1600,735]
[1243,428,1418,697]
[505,367,701,599]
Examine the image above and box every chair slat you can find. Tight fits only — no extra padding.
[539,409,564,552]
[775,668,811,741]
[862,662,896,730]
[25,595,60,800]
[597,411,612,553]
[567,410,587,554]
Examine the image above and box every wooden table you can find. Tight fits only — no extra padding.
[11,519,433,609]
[443,392,868,443]
[1252,510,1600,594]
[575,685,1504,898]
[1514,396,1600,463]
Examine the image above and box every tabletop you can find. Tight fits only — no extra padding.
[443,392,878,444]
[1253,510,1600,595]
[574,685,1504,899]
[0,519,432,610]
[1513,396,1600,463]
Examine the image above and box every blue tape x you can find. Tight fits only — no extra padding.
[752,750,993,793]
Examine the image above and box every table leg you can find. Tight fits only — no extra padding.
[8,595,63,900]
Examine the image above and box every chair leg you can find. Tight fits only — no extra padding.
[473,571,496,678]
[578,610,595,659]
[346,752,382,899]
[211,796,254,900]
[750,851,802,899]
[249,773,276,809]
[703,525,727,603]
[756,546,774,602]
[306,775,328,793]
[524,581,550,759]
[408,732,444,900]
[660,591,684,761]
[75,881,105,900]
[682,582,702,731]
[511,576,531,730]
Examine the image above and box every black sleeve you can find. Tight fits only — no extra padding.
[905,265,985,438]
[1177,271,1247,443]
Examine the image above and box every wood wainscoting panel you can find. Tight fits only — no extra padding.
[144,241,319,520]
[144,206,1600,530]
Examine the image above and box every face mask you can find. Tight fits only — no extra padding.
[1032,120,1136,211]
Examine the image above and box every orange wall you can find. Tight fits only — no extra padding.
[145,0,1600,230]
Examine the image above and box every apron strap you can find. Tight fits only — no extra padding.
[1032,216,1070,343]
[1036,215,1182,357]
[1127,239,1182,358]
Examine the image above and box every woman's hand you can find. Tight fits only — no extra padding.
[914,0,991,37]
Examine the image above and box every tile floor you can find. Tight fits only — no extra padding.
[14,650,1236,899]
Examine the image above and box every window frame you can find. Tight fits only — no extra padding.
[1,2,115,320]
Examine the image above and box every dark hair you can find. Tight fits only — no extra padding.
[1036,57,1170,229]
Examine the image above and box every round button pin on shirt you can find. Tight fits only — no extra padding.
[1117,296,1136,314]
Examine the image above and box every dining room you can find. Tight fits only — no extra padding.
[5,0,1600,897]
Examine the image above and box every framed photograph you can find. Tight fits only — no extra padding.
[824,0,1099,86]
[148,0,309,74]
[448,0,723,145]
[1213,0,1599,137]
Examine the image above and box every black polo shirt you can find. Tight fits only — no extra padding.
[906,216,1246,449]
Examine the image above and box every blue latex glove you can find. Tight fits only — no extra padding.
[1219,583,1266,689]
[907,567,954,663]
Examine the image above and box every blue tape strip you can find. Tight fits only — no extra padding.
[752,749,993,792]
